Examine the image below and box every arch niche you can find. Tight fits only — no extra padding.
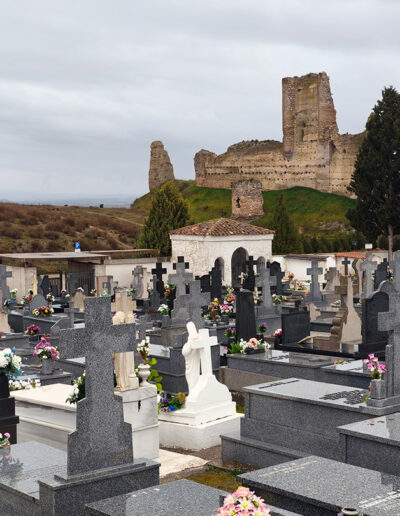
[214,257,224,282]
[231,247,248,288]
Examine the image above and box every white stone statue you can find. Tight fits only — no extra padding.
[112,311,139,391]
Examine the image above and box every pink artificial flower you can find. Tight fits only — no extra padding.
[363,359,369,364]
[33,352,36,357]
[4,433,10,438]
[368,353,375,360]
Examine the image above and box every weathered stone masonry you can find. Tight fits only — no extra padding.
[195,72,365,197]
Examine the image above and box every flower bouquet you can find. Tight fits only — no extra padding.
[9,378,40,391]
[163,284,175,299]
[224,327,237,339]
[3,299,12,309]
[158,304,169,316]
[242,338,269,355]
[258,323,268,334]
[0,348,21,379]
[0,433,10,449]
[32,306,54,317]
[219,304,233,317]
[24,324,41,336]
[46,293,55,304]
[33,338,59,374]
[158,391,186,413]
[217,487,271,515]
[273,328,283,345]
[364,353,387,402]
[138,336,150,364]
[22,291,33,305]
[66,372,86,404]
[10,289,17,299]
[100,291,110,297]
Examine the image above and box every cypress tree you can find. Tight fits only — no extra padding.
[271,194,301,254]
[347,86,400,259]
[137,181,190,256]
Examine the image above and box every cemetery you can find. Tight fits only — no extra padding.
[0,6,399,511]
[0,227,399,515]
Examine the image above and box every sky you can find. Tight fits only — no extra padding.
[0,0,399,202]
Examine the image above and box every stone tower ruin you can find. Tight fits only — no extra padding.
[195,72,365,197]
[148,141,175,191]
[231,180,264,220]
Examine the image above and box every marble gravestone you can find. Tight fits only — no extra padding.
[159,322,240,449]
[255,263,276,315]
[0,306,11,332]
[173,279,210,330]
[71,289,85,312]
[149,275,161,312]
[306,259,325,305]
[0,265,12,304]
[28,294,48,312]
[210,266,222,301]
[113,288,136,318]
[361,281,389,354]
[131,266,144,299]
[236,290,257,342]
[0,296,160,516]
[168,257,193,325]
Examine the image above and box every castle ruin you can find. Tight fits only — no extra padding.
[195,72,365,197]
[148,141,175,191]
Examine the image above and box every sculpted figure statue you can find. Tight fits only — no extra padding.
[112,311,138,391]
[182,322,201,393]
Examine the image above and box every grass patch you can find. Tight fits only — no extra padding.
[187,468,242,493]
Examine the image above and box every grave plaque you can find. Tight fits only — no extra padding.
[236,290,257,341]
[281,310,310,345]
[361,282,389,349]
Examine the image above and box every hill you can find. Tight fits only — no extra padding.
[131,180,356,236]
[0,182,356,263]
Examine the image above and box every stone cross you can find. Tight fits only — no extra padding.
[361,253,378,299]
[306,259,323,302]
[151,262,167,296]
[269,262,285,295]
[324,267,340,292]
[391,253,400,293]
[243,256,256,291]
[0,265,12,304]
[352,259,363,297]
[64,302,75,328]
[342,257,351,276]
[131,266,143,299]
[149,275,161,311]
[256,264,277,312]
[168,256,192,297]
[183,322,216,393]
[375,259,389,290]
[177,280,210,330]
[238,272,247,288]
[58,296,136,477]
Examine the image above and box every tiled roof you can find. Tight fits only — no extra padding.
[336,252,366,259]
[170,218,274,237]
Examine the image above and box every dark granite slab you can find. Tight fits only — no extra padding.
[238,456,400,516]
[0,441,66,501]
[322,359,371,389]
[85,479,227,516]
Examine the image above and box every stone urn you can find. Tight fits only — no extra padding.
[370,379,386,400]
[41,359,55,376]
[138,363,151,387]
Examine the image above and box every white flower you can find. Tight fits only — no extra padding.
[11,355,21,368]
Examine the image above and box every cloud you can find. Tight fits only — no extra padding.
[0,0,399,201]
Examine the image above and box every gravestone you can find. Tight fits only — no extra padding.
[374,258,388,290]
[361,282,389,352]
[255,263,276,315]
[40,275,51,297]
[71,289,85,311]
[210,266,222,300]
[0,309,11,332]
[131,266,144,299]
[168,256,192,297]
[361,252,378,299]
[197,273,211,294]
[243,256,256,291]
[352,258,363,297]
[270,261,285,295]
[0,265,12,304]
[281,309,311,346]
[306,259,324,304]
[151,262,166,297]
[114,288,136,317]
[0,373,19,444]
[29,293,48,311]
[236,290,257,341]
[149,275,161,312]
[323,267,340,292]
[342,256,351,275]
[173,280,210,330]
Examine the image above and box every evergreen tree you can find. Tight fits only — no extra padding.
[271,195,302,254]
[137,181,190,256]
[310,236,319,253]
[347,86,400,259]
[301,235,313,254]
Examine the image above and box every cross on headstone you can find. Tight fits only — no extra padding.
[58,297,136,476]
[151,262,167,296]
[352,259,363,297]
[324,267,340,292]
[374,258,388,290]
[149,275,161,311]
[210,266,222,300]
[131,266,143,299]
[64,301,75,328]
[243,256,256,291]
[256,265,277,312]
[342,257,351,276]
[390,253,400,293]
[168,257,193,297]
[269,262,285,295]
[306,259,323,302]
[0,265,12,304]
[238,272,247,288]
[361,253,378,299]
[175,280,211,330]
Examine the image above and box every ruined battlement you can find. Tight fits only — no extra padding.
[194,72,364,197]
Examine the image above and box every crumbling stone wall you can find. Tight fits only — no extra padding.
[148,141,175,191]
[195,72,364,197]
[231,180,264,220]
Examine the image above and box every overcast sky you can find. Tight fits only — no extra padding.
[0,0,399,202]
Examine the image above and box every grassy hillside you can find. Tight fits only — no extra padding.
[0,181,356,264]
[131,180,356,236]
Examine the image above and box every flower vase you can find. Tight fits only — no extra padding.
[370,379,386,400]
[138,363,151,387]
[221,315,229,325]
[274,335,282,346]
[29,335,40,345]
[0,374,10,399]
[41,360,55,376]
